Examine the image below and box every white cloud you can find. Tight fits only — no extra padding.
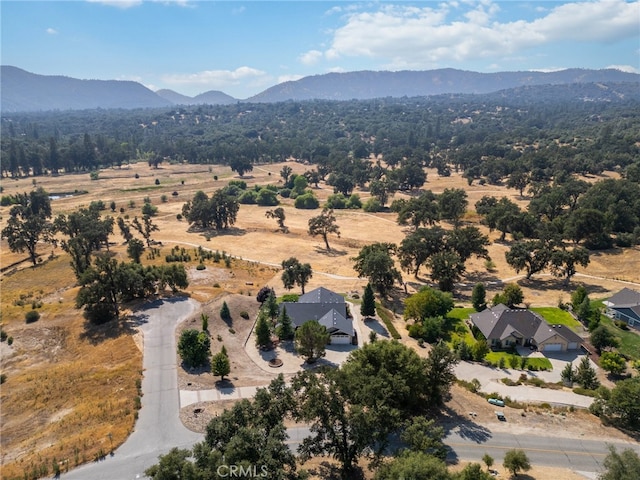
[324,1,640,68]
[162,67,268,90]
[46,28,58,35]
[277,74,304,84]
[232,6,246,15]
[86,0,190,8]
[86,0,142,8]
[299,50,324,66]
[606,64,639,74]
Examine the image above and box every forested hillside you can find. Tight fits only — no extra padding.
[2,82,639,250]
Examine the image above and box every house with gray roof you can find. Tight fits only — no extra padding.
[603,288,640,330]
[470,304,583,352]
[280,287,355,344]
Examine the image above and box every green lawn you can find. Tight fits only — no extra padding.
[531,307,582,331]
[445,307,476,346]
[600,316,640,360]
[593,299,640,360]
[486,351,552,371]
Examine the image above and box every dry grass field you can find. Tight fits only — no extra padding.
[1,160,639,479]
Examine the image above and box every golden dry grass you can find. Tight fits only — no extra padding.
[0,256,142,479]
[1,161,638,479]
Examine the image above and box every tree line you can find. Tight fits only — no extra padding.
[2,84,638,189]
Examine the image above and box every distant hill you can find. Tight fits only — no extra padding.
[0,66,172,112]
[155,89,194,105]
[192,90,237,105]
[246,68,640,102]
[155,89,237,105]
[2,65,638,112]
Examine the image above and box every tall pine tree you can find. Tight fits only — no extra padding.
[255,313,271,348]
[277,306,295,340]
[360,283,376,317]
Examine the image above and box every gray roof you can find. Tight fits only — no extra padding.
[279,286,350,332]
[534,324,583,344]
[605,288,640,308]
[470,304,582,346]
[299,287,345,305]
[470,305,544,340]
[318,309,352,336]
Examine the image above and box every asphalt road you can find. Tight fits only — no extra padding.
[443,430,640,472]
[61,297,640,480]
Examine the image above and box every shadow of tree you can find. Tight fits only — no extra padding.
[313,246,348,256]
[439,406,493,444]
[364,318,391,338]
[215,379,236,391]
[80,316,139,345]
[181,358,211,375]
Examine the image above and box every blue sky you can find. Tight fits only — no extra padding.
[2,0,639,99]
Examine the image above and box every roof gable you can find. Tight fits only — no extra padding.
[534,324,577,344]
[299,287,345,305]
[470,305,543,340]
[318,309,353,335]
[606,288,640,308]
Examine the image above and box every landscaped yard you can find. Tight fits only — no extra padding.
[445,307,476,346]
[531,307,582,331]
[600,317,640,360]
[592,300,640,360]
[486,351,553,371]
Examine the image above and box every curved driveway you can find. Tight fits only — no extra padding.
[64,297,202,480]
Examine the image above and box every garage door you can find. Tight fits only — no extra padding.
[330,335,351,345]
[568,342,579,350]
[543,343,563,352]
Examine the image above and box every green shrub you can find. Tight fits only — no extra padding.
[196,263,206,270]
[0,373,6,384]
[346,193,362,209]
[279,188,291,198]
[572,387,599,397]
[280,293,299,303]
[0,330,7,342]
[294,192,319,209]
[142,202,158,216]
[240,311,249,319]
[326,193,347,209]
[502,377,519,386]
[376,303,401,340]
[25,310,40,323]
[363,197,382,212]
[238,190,257,204]
[614,320,630,330]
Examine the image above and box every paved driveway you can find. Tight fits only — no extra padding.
[64,297,202,480]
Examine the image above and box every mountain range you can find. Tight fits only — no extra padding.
[1,65,638,113]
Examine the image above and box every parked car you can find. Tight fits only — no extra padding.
[488,398,505,407]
